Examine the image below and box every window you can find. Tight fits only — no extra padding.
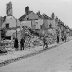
[5,36,11,40]
[36,22,38,24]
[49,24,52,28]
[6,23,9,29]
[27,18,29,20]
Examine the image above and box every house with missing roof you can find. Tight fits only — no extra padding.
[19,6,43,29]
[19,6,58,30]
[1,2,21,40]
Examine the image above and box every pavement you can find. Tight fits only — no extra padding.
[0,36,72,67]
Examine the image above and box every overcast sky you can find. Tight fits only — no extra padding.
[0,0,72,28]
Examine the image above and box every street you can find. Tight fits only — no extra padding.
[0,40,72,72]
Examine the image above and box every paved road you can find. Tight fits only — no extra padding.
[0,40,72,72]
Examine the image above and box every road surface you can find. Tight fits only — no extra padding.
[0,40,72,72]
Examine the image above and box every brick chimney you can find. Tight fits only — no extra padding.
[25,6,29,15]
[6,1,13,16]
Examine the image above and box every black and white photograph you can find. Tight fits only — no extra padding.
[0,0,72,72]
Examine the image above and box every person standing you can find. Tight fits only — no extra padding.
[56,29,60,43]
[20,37,25,50]
[43,37,48,49]
[57,35,59,43]
[64,34,67,42]
[14,38,18,50]
[61,31,65,42]
[61,36,64,41]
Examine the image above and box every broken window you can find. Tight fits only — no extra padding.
[6,23,9,29]
[27,18,29,20]
[49,24,52,28]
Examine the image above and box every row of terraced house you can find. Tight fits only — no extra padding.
[0,1,71,44]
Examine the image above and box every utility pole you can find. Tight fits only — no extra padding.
[20,21,22,38]
[0,27,1,42]
[16,19,17,38]
[0,17,3,41]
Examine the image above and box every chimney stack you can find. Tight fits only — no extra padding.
[25,6,29,15]
[6,1,13,16]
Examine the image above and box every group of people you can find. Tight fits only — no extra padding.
[14,37,25,50]
[13,32,67,51]
[43,34,67,49]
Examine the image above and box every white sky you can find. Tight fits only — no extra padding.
[0,0,72,28]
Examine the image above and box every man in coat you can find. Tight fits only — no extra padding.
[57,35,59,43]
[43,36,48,49]
[14,38,18,50]
[20,37,25,50]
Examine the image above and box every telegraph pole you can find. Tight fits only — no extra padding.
[0,17,3,41]
[16,19,17,38]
